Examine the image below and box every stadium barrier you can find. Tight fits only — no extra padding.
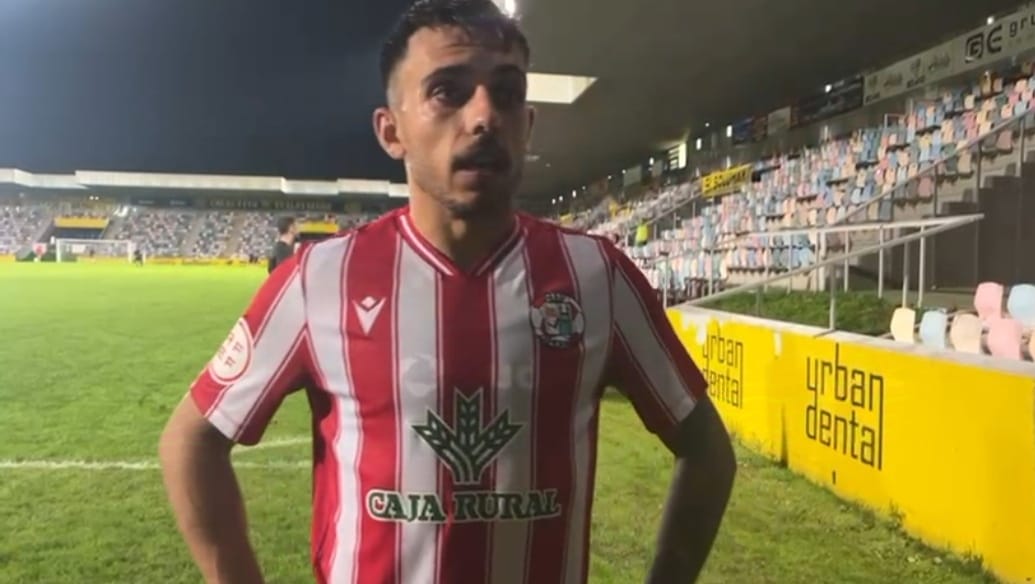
[0,254,14,263]
[145,257,262,267]
[53,216,109,229]
[667,307,1035,584]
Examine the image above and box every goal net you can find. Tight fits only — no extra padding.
[54,238,135,263]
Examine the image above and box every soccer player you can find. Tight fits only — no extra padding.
[158,1,736,583]
[268,216,299,274]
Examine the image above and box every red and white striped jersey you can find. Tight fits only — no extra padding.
[191,208,707,584]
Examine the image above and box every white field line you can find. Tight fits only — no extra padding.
[0,436,312,472]
[0,459,308,471]
[233,436,310,454]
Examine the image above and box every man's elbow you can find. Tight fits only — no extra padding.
[158,395,230,472]
[672,398,737,486]
[715,428,737,487]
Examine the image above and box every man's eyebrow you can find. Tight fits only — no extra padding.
[492,64,526,79]
[422,63,527,88]
[422,64,472,88]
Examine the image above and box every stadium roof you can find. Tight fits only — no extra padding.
[0,168,408,200]
[517,0,1022,203]
[0,0,1023,212]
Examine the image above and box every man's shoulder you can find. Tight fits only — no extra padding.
[519,212,618,261]
[301,209,401,260]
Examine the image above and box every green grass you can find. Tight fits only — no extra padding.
[0,264,996,583]
[701,290,899,336]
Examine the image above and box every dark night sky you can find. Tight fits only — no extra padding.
[0,0,411,181]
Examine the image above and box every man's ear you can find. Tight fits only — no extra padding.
[373,106,406,161]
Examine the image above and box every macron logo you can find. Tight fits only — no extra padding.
[354,296,386,336]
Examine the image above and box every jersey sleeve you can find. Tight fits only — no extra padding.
[602,241,709,443]
[190,253,312,445]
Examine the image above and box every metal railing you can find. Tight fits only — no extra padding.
[676,213,985,331]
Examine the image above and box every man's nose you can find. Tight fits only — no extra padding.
[463,85,500,136]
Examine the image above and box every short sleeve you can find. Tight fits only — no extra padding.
[190,254,312,445]
[602,242,708,443]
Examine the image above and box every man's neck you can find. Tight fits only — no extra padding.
[408,191,515,271]
[279,235,294,245]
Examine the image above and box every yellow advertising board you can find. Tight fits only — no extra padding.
[671,315,783,459]
[300,220,338,235]
[54,216,109,229]
[700,164,752,198]
[668,309,1035,584]
[0,254,14,263]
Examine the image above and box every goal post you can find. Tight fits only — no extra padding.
[54,238,135,263]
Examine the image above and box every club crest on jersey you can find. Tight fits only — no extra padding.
[207,318,253,384]
[530,292,584,349]
[365,389,562,524]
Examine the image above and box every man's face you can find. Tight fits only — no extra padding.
[375,26,534,219]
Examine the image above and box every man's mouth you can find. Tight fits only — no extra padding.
[454,150,510,174]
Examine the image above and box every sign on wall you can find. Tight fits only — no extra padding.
[864,39,959,106]
[766,107,792,136]
[960,6,1035,69]
[701,164,753,198]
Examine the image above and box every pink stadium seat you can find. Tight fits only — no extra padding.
[974,282,1005,322]
[949,314,983,354]
[987,318,1025,360]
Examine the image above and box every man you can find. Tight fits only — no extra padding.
[267,216,299,274]
[159,1,735,583]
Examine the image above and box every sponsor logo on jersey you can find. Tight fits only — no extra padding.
[530,292,585,349]
[366,388,561,523]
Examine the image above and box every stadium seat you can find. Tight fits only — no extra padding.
[974,282,1005,322]
[890,307,916,343]
[1006,284,1035,327]
[987,317,1025,360]
[949,313,983,354]
[918,310,948,349]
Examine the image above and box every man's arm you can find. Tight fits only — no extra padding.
[159,397,264,584]
[601,240,735,583]
[160,254,311,584]
[647,399,736,584]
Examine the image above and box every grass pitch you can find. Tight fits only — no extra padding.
[0,263,996,583]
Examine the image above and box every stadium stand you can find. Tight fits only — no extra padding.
[109,208,196,258]
[234,211,277,259]
[584,64,1035,308]
[185,211,237,258]
[0,200,52,255]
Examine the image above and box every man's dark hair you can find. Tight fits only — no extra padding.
[380,0,530,91]
[277,216,296,236]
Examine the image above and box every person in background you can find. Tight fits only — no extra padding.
[267,216,298,274]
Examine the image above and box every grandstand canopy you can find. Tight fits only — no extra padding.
[517,0,1020,200]
[0,0,1022,211]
